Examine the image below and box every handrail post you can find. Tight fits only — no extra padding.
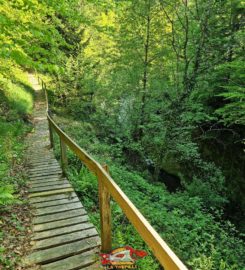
[60,138,68,174]
[48,119,54,149]
[99,164,112,253]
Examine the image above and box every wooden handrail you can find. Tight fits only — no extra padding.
[40,78,188,270]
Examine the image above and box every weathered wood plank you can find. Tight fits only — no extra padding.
[29,164,60,171]
[29,172,63,180]
[30,179,69,188]
[34,216,89,232]
[28,157,59,167]
[29,175,63,182]
[60,138,68,172]
[29,170,62,177]
[32,223,94,240]
[98,165,112,253]
[41,249,99,270]
[33,202,82,216]
[30,192,76,204]
[29,183,71,193]
[29,170,60,176]
[33,208,87,224]
[34,228,98,250]
[29,156,55,162]
[28,159,59,168]
[24,236,100,265]
[29,176,64,183]
[29,188,74,198]
[30,178,65,185]
[34,196,78,209]
[79,263,103,270]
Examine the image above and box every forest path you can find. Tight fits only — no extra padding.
[23,74,101,270]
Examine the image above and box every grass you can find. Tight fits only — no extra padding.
[0,65,34,269]
[0,60,34,119]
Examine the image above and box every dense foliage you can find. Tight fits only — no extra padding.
[46,0,244,229]
[0,0,244,269]
[53,116,244,270]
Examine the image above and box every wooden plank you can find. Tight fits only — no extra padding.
[30,192,76,204]
[28,150,52,154]
[41,249,99,270]
[29,176,64,183]
[34,228,98,250]
[32,223,94,240]
[29,188,74,198]
[79,263,103,270]
[28,162,60,171]
[30,178,65,185]
[30,179,69,188]
[29,174,63,181]
[29,183,71,193]
[28,151,54,155]
[48,119,54,148]
[33,202,82,216]
[29,158,56,164]
[60,138,68,172]
[30,156,54,161]
[29,161,56,166]
[24,236,100,265]
[29,167,61,174]
[34,196,78,209]
[33,208,87,224]
[29,169,61,176]
[98,165,111,253]
[29,167,62,174]
[29,171,63,178]
[28,161,59,168]
[30,181,67,188]
[34,216,89,232]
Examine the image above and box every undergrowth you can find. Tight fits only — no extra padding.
[53,116,245,270]
[0,68,34,269]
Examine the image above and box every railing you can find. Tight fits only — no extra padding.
[39,77,188,270]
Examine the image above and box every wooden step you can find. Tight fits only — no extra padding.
[33,228,98,250]
[30,179,69,188]
[34,216,89,232]
[28,161,59,168]
[30,192,76,204]
[33,208,87,224]
[29,183,72,193]
[33,196,79,209]
[29,170,62,177]
[30,178,65,185]
[33,202,83,216]
[32,222,94,240]
[24,236,100,265]
[30,172,63,180]
[29,188,74,198]
[29,166,61,173]
[29,176,64,183]
[41,248,99,270]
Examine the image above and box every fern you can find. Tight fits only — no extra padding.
[0,185,15,206]
[216,60,245,125]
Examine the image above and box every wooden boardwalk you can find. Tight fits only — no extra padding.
[24,76,101,270]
